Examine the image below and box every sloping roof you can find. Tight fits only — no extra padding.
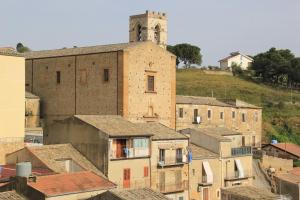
[191,127,240,141]
[74,115,152,137]
[0,164,53,179]
[275,172,300,184]
[218,52,253,62]
[221,186,279,200]
[0,47,22,57]
[219,99,261,109]
[23,42,140,59]
[0,191,27,200]
[108,188,170,200]
[289,167,300,176]
[27,144,105,177]
[25,91,39,99]
[190,143,219,159]
[27,171,116,197]
[270,143,300,158]
[176,95,230,107]
[135,123,187,140]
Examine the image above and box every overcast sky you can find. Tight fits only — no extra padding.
[1,0,299,65]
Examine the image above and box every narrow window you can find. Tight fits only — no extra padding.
[159,149,165,163]
[147,75,155,92]
[176,149,183,163]
[220,112,224,120]
[242,136,245,146]
[208,110,211,119]
[137,24,142,41]
[179,108,183,118]
[104,69,109,82]
[232,111,236,119]
[144,166,149,177]
[242,113,246,122]
[56,71,61,84]
[194,109,198,122]
[154,25,160,44]
[252,136,256,147]
[254,112,258,122]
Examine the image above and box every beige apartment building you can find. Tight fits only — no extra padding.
[181,127,253,200]
[0,48,25,164]
[24,11,176,130]
[176,96,262,148]
[136,123,189,200]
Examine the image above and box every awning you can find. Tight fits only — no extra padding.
[203,161,213,184]
[234,159,245,178]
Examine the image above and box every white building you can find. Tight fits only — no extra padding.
[219,52,253,70]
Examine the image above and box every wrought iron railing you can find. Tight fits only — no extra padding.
[157,156,186,166]
[231,146,252,156]
[157,180,188,193]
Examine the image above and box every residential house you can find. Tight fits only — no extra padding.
[24,11,176,130]
[262,143,300,161]
[94,188,170,200]
[221,186,280,200]
[0,48,25,164]
[46,115,152,189]
[136,123,189,200]
[25,171,116,200]
[219,52,253,71]
[176,96,262,148]
[182,127,253,200]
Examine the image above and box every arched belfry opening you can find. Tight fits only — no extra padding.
[154,24,161,44]
[136,24,142,41]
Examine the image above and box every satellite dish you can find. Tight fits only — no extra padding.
[196,116,201,124]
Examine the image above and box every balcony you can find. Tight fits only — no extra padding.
[224,170,251,181]
[157,180,188,194]
[198,175,213,186]
[110,147,150,160]
[157,156,186,167]
[231,146,252,157]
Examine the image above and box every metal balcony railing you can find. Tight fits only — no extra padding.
[157,180,188,193]
[225,170,251,180]
[157,156,186,167]
[231,146,252,156]
[110,148,150,159]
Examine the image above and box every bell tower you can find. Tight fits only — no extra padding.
[129,10,168,49]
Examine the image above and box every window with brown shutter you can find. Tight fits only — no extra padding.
[144,166,149,177]
[147,75,155,92]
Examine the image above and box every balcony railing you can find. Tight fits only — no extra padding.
[157,156,186,167]
[225,170,251,181]
[114,178,150,189]
[157,180,188,193]
[110,148,150,159]
[231,146,252,156]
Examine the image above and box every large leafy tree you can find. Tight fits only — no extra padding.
[16,43,30,53]
[167,43,202,68]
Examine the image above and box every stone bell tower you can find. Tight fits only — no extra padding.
[129,10,168,49]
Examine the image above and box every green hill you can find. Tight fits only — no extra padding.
[177,69,300,144]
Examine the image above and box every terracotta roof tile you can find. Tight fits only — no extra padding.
[0,191,27,200]
[0,164,53,179]
[27,171,115,197]
[109,188,170,200]
[272,143,300,158]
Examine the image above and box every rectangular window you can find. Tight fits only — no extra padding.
[232,111,236,119]
[144,166,149,177]
[159,149,165,163]
[194,109,198,122]
[208,110,211,119]
[123,168,131,188]
[147,75,155,92]
[179,108,183,118]
[220,112,224,120]
[254,112,258,122]
[242,113,246,122]
[242,136,245,146]
[252,136,256,147]
[56,71,61,84]
[104,69,109,82]
[176,149,183,163]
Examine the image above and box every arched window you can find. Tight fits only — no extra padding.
[154,25,160,44]
[136,24,142,41]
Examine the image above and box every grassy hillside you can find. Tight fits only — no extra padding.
[177,69,300,144]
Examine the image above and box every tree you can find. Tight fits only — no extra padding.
[231,63,243,76]
[16,43,30,53]
[167,43,202,68]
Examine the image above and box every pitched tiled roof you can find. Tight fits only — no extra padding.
[74,115,152,137]
[108,188,170,200]
[0,47,22,57]
[27,144,105,177]
[271,143,300,158]
[221,186,279,200]
[190,143,219,159]
[219,99,261,109]
[176,95,230,107]
[0,191,27,200]
[0,164,53,179]
[135,123,187,140]
[188,127,240,142]
[218,52,253,62]
[27,171,116,197]
[23,42,141,59]
[275,172,300,184]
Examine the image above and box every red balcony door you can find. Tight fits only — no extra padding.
[123,168,131,188]
[116,139,126,158]
[203,188,209,200]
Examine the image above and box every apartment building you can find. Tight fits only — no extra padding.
[176,95,262,148]
[24,11,176,130]
[181,127,253,200]
[0,48,25,164]
[136,123,189,200]
[46,115,152,189]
